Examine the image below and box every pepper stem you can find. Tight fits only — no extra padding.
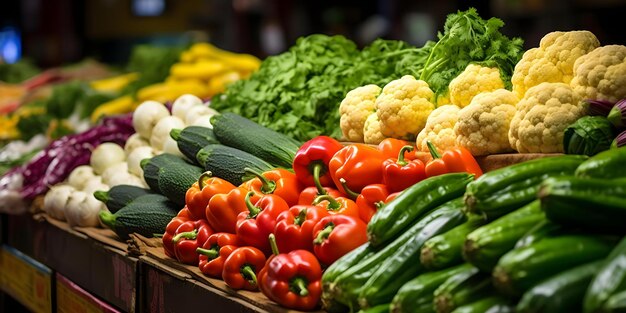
[241,265,257,286]
[198,171,213,190]
[294,208,308,226]
[313,195,340,211]
[291,278,310,297]
[427,141,442,159]
[196,247,219,259]
[314,222,335,244]
[339,178,359,200]
[397,145,414,166]
[244,191,262,218]
[172,229,198,243]
[268,233,280,256]
[244,167,276,194]
[312,163,327,196]
[374,201,385,210]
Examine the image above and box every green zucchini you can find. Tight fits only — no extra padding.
[93,184,154,213]
[99,194,178,240]
[368,174,473,247]
[433,265,493,313]
[584,236,626,313]
[141,153,204,207]
[463,201,544,272]
[196,144,273,186]
[450,296,513,313]
[517,260,603,313]
[331,204,460,310]
[604,290,626,313]
[421,216,485,270]
[514,219,565,249]
[493,235,616,297]
[575,146,626,179]
[464,155,587,220]
[539,176,626,233]
[170,126,219,164]
[359,204,466,308]
[141,153,187,192]
[391,264,469,313]
[358,304,390,313]
[211,113,301,168]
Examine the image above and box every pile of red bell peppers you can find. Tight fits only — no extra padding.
[162,136,482,311]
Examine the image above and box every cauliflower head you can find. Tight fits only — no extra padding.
[511,31,600,99]
[415,105,460,152]
[339,84,382,142]
[508,82,587,153]
[455,89,518,156]
[448,64,505,108]
[376,75,435,140]
[571,45,626,103]
[363,112,386,144]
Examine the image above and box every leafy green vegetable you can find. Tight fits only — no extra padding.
[16,113,53,141]
[0,59,40,83]
[123,45,184,96]
[45,81,86,119]
[564,116,617,156]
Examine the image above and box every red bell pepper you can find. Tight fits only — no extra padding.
[241,168,301,206]
[386,192,401,202]
[236,192,289,253]
[196,233,241,278]
[274,205,330,253]
[298,186,344,206]
[312,214,368,265]
[222,246,267,291]
[163,219,213,265]
[206,187,261,233]
[328,144,386,195]
[312,195,360,220]
[378,138,417,160]
[185,171,236,220]
[425,141,483,178]
[259,234,323,311]
[292,136,344,188]
[382,145,427,192]
[355,184,390,223]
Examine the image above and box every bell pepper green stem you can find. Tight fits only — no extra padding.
[294,208,308,226]
[198,171,213,190]
[172,229,198,243]
[339,178,359,200]
[313,222,335,244]
[268,233,280,256]
[196,247,219,259]
[313,195,340,211]
[427,141,442,159]
[98,211,116,229]
[245,191,262,218]
[291,278,310,297]
[241,265,257,286]
[312,163,327,195]
[245,167,276,194]
[397,145,414,166]
[374,201,385,210]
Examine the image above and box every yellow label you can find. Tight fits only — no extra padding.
[57,279,109,313]
[0,246,52,313]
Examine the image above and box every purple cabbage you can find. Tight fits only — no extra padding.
[608,99,626,129]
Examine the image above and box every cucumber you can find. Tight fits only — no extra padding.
[99,194,177,240]
[575,146,626,179]
[514,219,565,249]
[605,290,626,313]
[93,184,154,213]
[539,176,626,233]
[391,264,469,313]
[141,153,204,207]
[368,174,473,247]
[450,296,513,313]
[211,113,301,168]
[463,201,544,272]
[517,260,603,313]
[170,126,219,164]
[584,236,626,313]
[464,155,587,220]
[493,235,616,297]
[196,144,273,186]
[421,216,485,270]
[434,265,493,313]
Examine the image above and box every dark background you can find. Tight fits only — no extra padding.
[1,0,625,67]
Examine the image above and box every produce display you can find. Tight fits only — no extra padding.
[0,6,625,313]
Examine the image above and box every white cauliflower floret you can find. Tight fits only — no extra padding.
[363,112,386,145]
[415,105,460,152]
[339,84,382,142]
[509,82,587,153]
[448,64,505,108]
[571,45,626,103]
[455,89,518,156]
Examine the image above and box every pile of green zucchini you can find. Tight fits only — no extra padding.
[323,147,626,313]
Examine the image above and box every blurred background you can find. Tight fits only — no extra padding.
[1,0,626,67]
